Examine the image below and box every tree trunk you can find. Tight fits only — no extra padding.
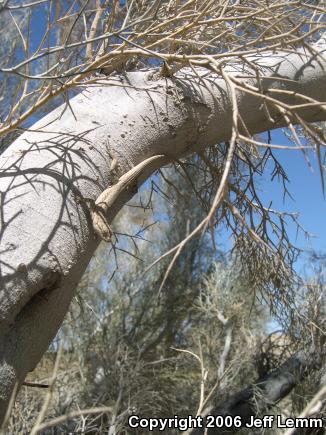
[0,41,326,420]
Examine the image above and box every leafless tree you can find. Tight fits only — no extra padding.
[0,0,325,426]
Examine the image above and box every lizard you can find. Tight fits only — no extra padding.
[92,154,170,242]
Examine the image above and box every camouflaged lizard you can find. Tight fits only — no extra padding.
[92,154,170,241]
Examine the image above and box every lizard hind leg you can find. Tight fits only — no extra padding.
[92,207,113,242]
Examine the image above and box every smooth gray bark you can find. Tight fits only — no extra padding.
[0,41,326,420]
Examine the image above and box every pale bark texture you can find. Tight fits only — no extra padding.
[0,41,326,420]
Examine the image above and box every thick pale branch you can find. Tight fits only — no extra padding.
[0,41,325,421]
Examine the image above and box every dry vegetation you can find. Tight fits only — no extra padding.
[2,166,325,434]
[0,0,326,433]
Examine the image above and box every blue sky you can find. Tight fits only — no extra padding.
[260,129,326,272]
[17,1,326,273]
[200,127,326,274]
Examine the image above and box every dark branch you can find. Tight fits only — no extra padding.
[191,350,322,435]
